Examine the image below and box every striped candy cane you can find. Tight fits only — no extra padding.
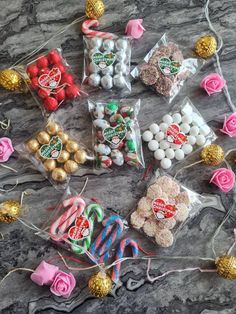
[90,215,124,263]
[71,203,104,255]
[50,196,86,241]
[111,238,139,283]
[82,20,117,39]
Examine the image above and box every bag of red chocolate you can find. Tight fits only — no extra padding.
[25,48,83,113]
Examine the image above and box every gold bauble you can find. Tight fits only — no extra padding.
[64,160,78,174]
[88,272,112,298]
[57,150,70,163]
[51,167,67,182]
[57,131,69,145]
[200,144,224,166]
[46,121,60,135]
[216,255,236,279]
[195,35,217,58]
[85,0,105,19]
[44,159,57,171]
[0,69,22,91]
[0,200,21,223]
[74,149,87,164]
[37,131,51,145]
[66,140,79,153]
[26,139,40,153]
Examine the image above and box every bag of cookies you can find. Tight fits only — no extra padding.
[83,36,132,92]
[130,171,202,248]
[131,33,203,102]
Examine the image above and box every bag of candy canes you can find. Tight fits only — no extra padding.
[83,36,132,92]
[88,98,145,169]
[25,48,83,114]
[131,33,203,102]
[16,115,93,189]
[130,171,202,248]
[142,97,216,170]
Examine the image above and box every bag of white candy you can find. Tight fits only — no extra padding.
[142,97,217,170]
[131,33,203,102]
[83,36,132,91]
[130,171,202,248]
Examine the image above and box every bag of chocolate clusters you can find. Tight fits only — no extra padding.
[130,171,202,248]
[131,33,203,102]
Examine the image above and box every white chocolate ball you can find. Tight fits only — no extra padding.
[182,114,193,124]
[182,143,193,155]
[175,149,185,160]
[155,131,165,142]
[196,134,206,146]
[187,135,196,145]
[142,130,153,142]
[165,148,175,159]
[190,126,199,136]
[162,114,173,125]
[148,140,159,151]
[159,123,168,132]
[172,113,182,124]
[154,149,165,160]
[160,158,172,169]
[180,123,190,134]
[159,140,170,150]
[149,123,159,134]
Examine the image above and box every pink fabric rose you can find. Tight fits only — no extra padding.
[0,137,14,162]
[220,112,236,137]
[50,271,76,298]
[30,261,59,286]
[125,19,145,39]
[210,168,235,192]
[200,73,226,95]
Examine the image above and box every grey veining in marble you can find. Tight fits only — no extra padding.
[1,0,236,313]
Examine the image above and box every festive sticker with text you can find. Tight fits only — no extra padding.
[152,198,177,220]
[92,52,116,69]
[166,123,187,145]
[39,136,62,159]
[158,57,181,76]
[68,216,90,241]
[103,123,127,147]
[38,67,62,91]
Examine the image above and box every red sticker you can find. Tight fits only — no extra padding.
[166,123,187,145]
[68,216,90,240]
[152,198,177,220]
[38,67,62,91]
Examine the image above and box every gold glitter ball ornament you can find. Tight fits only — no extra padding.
[195,35,217,58]
[200,144,224,166]
[0,69,23,91]
[216,255,236,279]
[0,200,21,223]
[85,0,105,19]
[88,272,112,298]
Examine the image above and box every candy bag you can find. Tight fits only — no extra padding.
[88,99,145,169]
[142,97,216,170]
[16,116,93,189]
[83,36,132,91]
[25,48,82,113]
[130,171,202,248]
[131,33,203,102]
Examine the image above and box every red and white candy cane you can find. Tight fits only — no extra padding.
[82,20,117,39]
[50,196,86,241]
[111,238,139,283]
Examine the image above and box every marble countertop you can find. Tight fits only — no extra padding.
[1,0,236,313]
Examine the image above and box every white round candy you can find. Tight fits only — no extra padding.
[149,123,159,134]
[187,135,196,145]
[160,158,172,169]
[148,140,159,151]
[115,62,127,74]
[159,123,168,132]
[88,62,100,73]
[101,75,113,89]
[199,125,211,136]
[88,73,101,87]
[159,140,170,150]
[154,149,165,160]
[192,112,204,126]
[116,38,128,50]
[196,134,206,146]
[181,103,193,115]
[116,50,126,62]
[172,113,182,124]
[190,126,199,136]
[181,114,193,124]
[162,114,173,125]
[155,131,165,142]
[142,130,153,142]
[175,149,185,160]
[165,148,175,159]
[180,123,190,134]
[170,143,181,150]
[113,74,126,89]
[182,143,193,155]
[103,39,115,51]
[102,65,114,76]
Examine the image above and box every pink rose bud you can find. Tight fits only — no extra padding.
[220,112,236,137]
[31,261,59,286]
[200,73,226,95]
[0,137,14,162]
[210,168,235,193]
[50,271,76,298]
[125,19,145,39]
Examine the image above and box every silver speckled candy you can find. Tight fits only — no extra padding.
[90,37,103,49]
[116,38,128,51]
[88,73,101,87]
[116,50,126,62]
[102,65,114,76]
[103,39,115,51]
[101,74,113,90]
[113,74,126,89]
[115,62,127,74]
[88,62,100,73]
[89,48,99,59]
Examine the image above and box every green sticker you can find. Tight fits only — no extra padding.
[39,136,62,159]
[158,57,181,75]
[92,52,116,69]
[103,123,127,147]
